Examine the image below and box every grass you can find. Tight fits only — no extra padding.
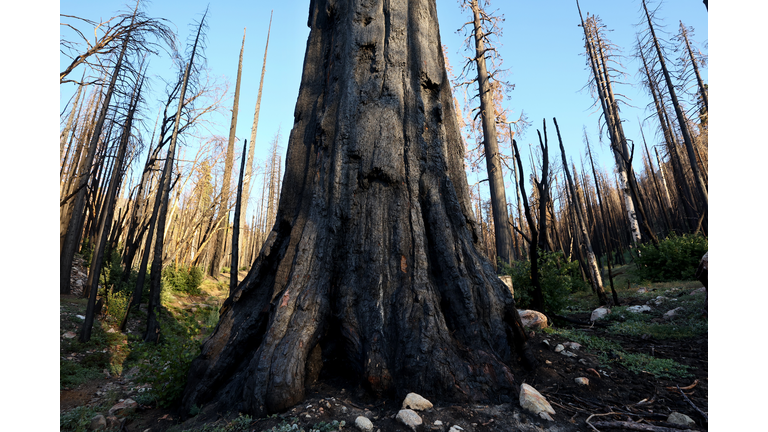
[543,327,692,379]
[545,270,706,380]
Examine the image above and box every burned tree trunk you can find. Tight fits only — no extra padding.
[182,0,535,417]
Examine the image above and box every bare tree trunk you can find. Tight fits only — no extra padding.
[231,139,248,293]
[61,13,134,294]
[80,75,143,342]
[468,0,513,265]
[241,13,272,234]
[209,31,245,278]
[554,118,608,305]
[641,0,708,212]
[145,11,207,342]
[182,0,535,417]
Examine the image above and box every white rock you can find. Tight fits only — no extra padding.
[76,315,86,320]
[554,344,564,353]
[590,307,611,321]
[574,377,589,386]
[433,420,443,426]
[563,342,581,351]
[627,305,651,313]
[355,416,374,432]
[636,287,647,294]
[518,309,548,329]
[449,426,464,432]
[560,350,577,358]
[402,392,433,411]
[647,296,667,306]
[690,287,706,296]
[519,383,555,421]
[63,331,77,339]
[667,412,696,427]
[664,307,684,320]
[396,409,422,431]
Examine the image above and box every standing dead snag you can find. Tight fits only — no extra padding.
[182,0,536,417]
[554,118,608,306]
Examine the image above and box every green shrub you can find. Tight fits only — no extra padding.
[60,405,103,432]
[501,250,587,314]
[162,264,204,295]
[134,336,199,408]
[105,287,130,323]
[635,233,707,282]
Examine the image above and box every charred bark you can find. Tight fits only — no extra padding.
[182,0,535,417]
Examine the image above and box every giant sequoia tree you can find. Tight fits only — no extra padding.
[182,0,535,417]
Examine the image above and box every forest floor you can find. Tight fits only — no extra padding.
[60,260,708,432]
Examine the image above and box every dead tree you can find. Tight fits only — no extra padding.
[182,0,536,418]
[640,0,707,215]
[554,118,608,305]
[241,12,273,236]
[144,10,208,343]
[80,72,145,342]
[458,0,513,265]
[209,30,245,278]
[231,139,248,293]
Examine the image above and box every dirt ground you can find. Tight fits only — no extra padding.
[61,256,707,431]
[61,308,707,431]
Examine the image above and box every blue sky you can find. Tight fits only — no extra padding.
[58,0,708,221]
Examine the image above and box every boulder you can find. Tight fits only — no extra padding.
[667,412,696,427]
[590,307,611,321]
[518,309,548,330]
[402,392,433,411]
[519,383,555,421]
[396,409,422,431]
[89,414,106,430]
[627,305,651,313]
[690,287,706,296]
[664,307,684,320]
[108,398,138,418]
[499,275,514,297]
[355,416,374,432]
[554,344,564,353]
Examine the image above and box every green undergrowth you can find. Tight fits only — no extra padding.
[61,265,226,411]
[61,389,122,432]
[543,327,692,379]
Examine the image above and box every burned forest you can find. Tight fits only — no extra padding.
[56,1,711,431]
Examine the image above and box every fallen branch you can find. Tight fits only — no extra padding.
[677,385,708,422]
[589,420,699,431]
[665,379,699,391]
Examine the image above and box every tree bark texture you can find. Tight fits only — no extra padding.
[182,0,535,417]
